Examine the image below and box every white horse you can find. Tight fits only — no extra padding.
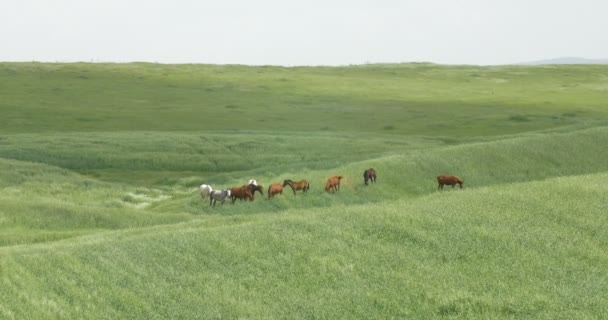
[199,184,213,201]
[210,189,231,207]
[248,179,258,186]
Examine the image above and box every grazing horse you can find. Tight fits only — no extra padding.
[282,179,310,195]
[209,189,231,206]
[199,184,213,201]
[325,176,343,193]
[268,183,283,199]
[247,183,264,200]
[363,168,377,186]
[230,185,253,203]
[436,175,464,190]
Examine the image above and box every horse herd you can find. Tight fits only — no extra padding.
[199,168,463,206]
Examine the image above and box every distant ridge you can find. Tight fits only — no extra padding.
[519,57,608,65]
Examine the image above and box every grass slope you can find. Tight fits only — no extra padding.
[2,126,607,247]
[1,173,606,319]
[1,62,607,136]
[1,62,607,319]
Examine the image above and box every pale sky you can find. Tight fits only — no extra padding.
[1,0,607,65]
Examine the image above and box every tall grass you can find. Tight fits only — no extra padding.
[1,62,607,318]
[1,173,606,319]
[2,126,607,246]
[1,62,607,136]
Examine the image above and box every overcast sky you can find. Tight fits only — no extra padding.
[1,0,606,65]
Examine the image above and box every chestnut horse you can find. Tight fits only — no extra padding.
[436,175,464,190]
[268,183,283,199]
[363,168,377,186]
[325,176,342,193]
[282,179,310,195]
[230,185,253,203]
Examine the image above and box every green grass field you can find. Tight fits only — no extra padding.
[1,62,607,319]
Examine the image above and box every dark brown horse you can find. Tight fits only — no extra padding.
[325,176,342,193]
[230,185,253,203]
[282,179,310,195]
[437,175,464,190]
[363,168,377,186]
[247,183,264,200]
[268,183,283,199]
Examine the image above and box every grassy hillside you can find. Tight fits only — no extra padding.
[1,62,607,136]
[0,62,607,319]
[1,173,606,319]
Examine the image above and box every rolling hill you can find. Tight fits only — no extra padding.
[0,62,607,319]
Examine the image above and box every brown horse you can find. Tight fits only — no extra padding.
[282,179,310,195]
[437,175,464,190]
[230,185,253,203]
[363,168,377,186]
[268,183,283,199]
[325,176,342,193]
[247,183,264,200]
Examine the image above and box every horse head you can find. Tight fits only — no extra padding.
[249,183,263,195]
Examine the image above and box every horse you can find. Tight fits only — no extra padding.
[247,183,264,200]
[282,179,310,195]
[268,183,283,199]
[209,189,231,206]
[363,168,377,186]
[436,175,464,190]
[230,185,253,203]
[199,184,213,201]
[325,176,342,193]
